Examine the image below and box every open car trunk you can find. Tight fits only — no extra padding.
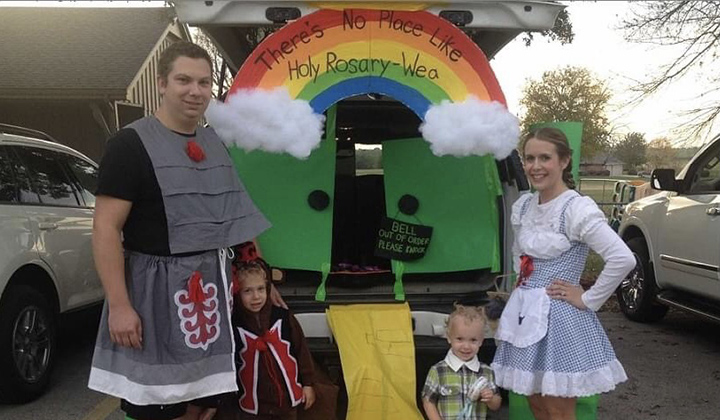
[172,0,560,352]
[251,97,506,311]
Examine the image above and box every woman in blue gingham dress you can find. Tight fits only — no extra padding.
[492,128,635,419]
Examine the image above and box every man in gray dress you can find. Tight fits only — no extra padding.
[89,41,270,420]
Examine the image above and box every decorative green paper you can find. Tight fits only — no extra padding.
[392,260,406,301]
[315,262,332,302]
[509,392,599,419]
[382,138,502,274]
[229,107,337,271]
[529,121,583,182]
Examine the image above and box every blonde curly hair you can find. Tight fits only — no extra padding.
[446,303,486,333]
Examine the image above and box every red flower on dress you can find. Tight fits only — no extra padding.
[186,139,205,162]
[516,255,534,288]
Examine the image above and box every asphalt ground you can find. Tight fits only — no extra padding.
[1,298,719,419]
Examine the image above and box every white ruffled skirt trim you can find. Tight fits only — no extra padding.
[490,359,627,397]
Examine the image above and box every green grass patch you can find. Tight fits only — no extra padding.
[583,251,605,280]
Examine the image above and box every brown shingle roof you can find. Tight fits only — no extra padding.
[0,7,176,98]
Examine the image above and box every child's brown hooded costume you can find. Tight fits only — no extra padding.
[229,248,316,419]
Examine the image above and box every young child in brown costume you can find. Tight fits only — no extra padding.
[224,243,316,420]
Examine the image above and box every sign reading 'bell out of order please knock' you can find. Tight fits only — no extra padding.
[375,217,433,261]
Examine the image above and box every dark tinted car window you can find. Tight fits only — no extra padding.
[4,146,40,204]
[0,147,18,202]
[65,155,98,207]
[15,147,79,207]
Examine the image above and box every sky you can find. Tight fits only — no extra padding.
[3,1,716,146]
[492,1,718,147]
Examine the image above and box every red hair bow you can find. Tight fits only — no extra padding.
[237,242,259,262]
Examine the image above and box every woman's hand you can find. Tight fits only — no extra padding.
[269,284,288,309]
[302,386,316,409]
[547,280,587,310]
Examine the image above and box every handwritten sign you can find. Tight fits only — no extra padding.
[231,7,505,116]
[375,217,433,261]
[252,9,466,83]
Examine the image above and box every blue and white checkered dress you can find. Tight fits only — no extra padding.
[491,192,627,397]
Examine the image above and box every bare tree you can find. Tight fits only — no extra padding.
[622,2,720,140]
[193,30,234,99]
[647,137,676,170]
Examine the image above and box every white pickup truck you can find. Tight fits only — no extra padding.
[617,135,720,323]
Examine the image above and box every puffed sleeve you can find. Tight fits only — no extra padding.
[565,196,636,311]
[564,196,608,242]
[510,193,534,274]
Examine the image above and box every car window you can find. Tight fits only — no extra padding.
[0,147,18,202]
[14,146,80,207]
[688,145,720,193]
[3,146,40,204]
[65,155,98,208]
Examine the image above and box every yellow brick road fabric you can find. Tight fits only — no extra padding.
[327,303,424,420]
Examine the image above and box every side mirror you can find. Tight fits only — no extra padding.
[650,168,678,192]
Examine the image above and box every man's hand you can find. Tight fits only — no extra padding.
[108,303,143,349]
[303,386,316,409]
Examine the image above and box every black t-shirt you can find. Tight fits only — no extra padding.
[96,128,195,256]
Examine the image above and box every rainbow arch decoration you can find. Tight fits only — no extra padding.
[229,8,507,118]
[210,5,518,304]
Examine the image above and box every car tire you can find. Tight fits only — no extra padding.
[0,285,57,403]
[616,237,669,322]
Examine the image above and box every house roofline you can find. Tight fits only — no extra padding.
[0,89,127,101]
[127,18,191,96]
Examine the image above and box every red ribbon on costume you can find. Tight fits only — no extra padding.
[238,321,304,414]
[188,271,206,304]
[517,255,534,287]
[186,139,206,162]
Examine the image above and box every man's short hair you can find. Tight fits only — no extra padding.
[158,41,213,81]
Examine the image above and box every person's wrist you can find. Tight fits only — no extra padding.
[108,298,132,310]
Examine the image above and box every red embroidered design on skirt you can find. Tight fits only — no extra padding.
[174,271,221,350]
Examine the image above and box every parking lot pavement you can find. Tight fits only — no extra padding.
[1,300,719,420]
[0,305,124,420]
[598,306,720,420]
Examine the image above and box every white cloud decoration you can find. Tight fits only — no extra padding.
[419,96,520,159]
[205,87,325,159]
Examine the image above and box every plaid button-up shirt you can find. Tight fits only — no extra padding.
[421,351,498,420]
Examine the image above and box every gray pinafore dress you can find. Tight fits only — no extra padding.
[88,117,270,405]
[491,193,627,397]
